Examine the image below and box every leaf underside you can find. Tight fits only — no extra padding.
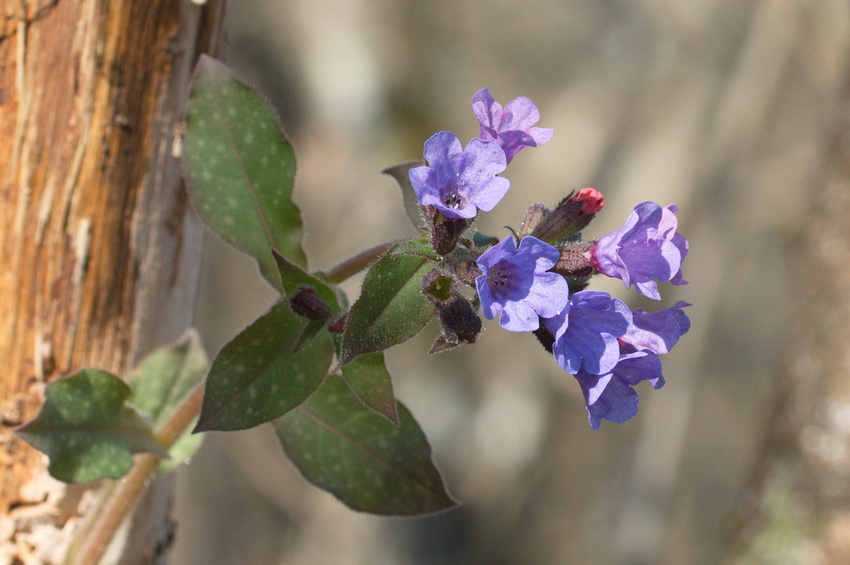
[15,369,165,483]
[274,374,458,515]
[129,330,209,471]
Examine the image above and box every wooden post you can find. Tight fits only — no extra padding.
[0,1,225,561]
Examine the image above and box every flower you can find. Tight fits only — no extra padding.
[574,350,663,430]
[476,236,569,332]
[544,290,632,375]
[530,188,605,244]
[409,131,509,220]
[570,188,605,214]
[472,88,554,163]
[621,301,691,356]
[574,301,690,430]
[590,201,689,300]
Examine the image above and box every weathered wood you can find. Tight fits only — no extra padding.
[0,0,225,562]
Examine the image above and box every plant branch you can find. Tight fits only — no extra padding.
[67,380,206,565]
[322,240,400,284]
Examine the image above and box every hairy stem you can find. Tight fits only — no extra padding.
[67,380,206,565]
[322,240,400,284]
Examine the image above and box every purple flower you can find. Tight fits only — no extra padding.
[409,131,510,220]
[575,350,663,430]
[476,236,569,332]
[621,301,691,356]
[544,290,632,375]
[590,202,689,300]
[472,88,554,164]
[574,302,690,430]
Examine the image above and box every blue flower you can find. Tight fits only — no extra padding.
[622,301,691,356]
[476,236,569,332]
[575,301,691,430]
[590,202,689,300]
[544,290,632,375]
[575,350,663,430]
[409,131,510,220]
[472,88,553,163]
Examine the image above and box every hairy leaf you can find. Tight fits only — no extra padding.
[15,369,165,483]
[274,375,458,515]
[184,55,306,289]
[341,352,398,424]
[273,249,341,310]
[273,250,344,352]
[194,302,333,432]
[129,330,208,471]
[339,243,436,365]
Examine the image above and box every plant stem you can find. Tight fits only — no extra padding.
[68,380,206,565]
[68,240,402,564]
[322,240,400,284]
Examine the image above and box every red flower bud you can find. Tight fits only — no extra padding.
[571,188,604,214]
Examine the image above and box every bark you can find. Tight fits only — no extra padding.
[0,0,225,562]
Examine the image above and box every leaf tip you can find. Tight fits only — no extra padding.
[191,416,213,435]
[384,407,400,427]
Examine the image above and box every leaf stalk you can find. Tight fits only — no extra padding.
[67,380,206,565]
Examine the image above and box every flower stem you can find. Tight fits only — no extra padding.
[66,241,399,564]
[322,240,399,283]
[67,380,206,565]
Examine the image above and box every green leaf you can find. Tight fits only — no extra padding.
[183,55,306,289]
[382,161,426,229]
[194,302,333,432]
[273,249,344,352]
[14,369,166,484]
[129,330,208,472]
[341,352,398,424]
[339,243,436,365]
[272,249,341,311]
[274,375,458,515]
[389,237,440,259]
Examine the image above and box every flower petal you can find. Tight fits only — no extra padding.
[590,201,689,299]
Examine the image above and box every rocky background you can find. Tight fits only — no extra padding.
[171,2,850,564]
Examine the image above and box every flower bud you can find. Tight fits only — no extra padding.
[433,295,482,352]
[518,203,550,237]
[289,286,331,320]
[430,212,469,256]
[572,188,604,214]
[531,188,604,244]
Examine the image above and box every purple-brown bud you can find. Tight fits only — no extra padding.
[429,210,470,256]
[430,295,482,355]
[289,286,331,320]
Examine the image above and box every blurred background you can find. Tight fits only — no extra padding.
[172,1,850,563]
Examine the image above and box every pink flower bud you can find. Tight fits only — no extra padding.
[571,188,604,214]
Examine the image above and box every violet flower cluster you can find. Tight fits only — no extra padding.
[409,88,691,430]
